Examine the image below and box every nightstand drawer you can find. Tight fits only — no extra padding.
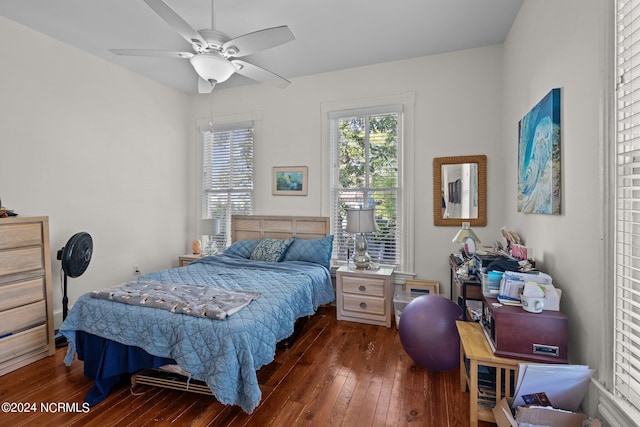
[341,276,385,297]
[342,294,387,317]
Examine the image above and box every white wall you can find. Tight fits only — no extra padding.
[503,0,606,417]
[0,17,192,328]
[189,45,507,289]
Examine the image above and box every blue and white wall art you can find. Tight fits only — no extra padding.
[517,88,561,215]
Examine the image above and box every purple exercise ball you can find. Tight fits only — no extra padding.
[398,295,464,372]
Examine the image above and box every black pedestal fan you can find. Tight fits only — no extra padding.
[55,232,93,347]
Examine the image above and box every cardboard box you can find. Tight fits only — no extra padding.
[493,398,600,427]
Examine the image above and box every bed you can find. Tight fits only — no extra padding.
[59,215,335,414]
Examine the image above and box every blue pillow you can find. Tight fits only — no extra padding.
[250,238,294,262]
[223,239,261,258]
[283,235,334,270]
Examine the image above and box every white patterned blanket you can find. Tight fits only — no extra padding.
[91,280,260,320]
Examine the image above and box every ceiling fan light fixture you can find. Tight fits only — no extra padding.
[190,53,236,84]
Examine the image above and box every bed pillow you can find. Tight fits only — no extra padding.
[223,239,261,258]
[249,238,294,262]
[283,235,334,270]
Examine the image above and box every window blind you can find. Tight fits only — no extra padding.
[615,0,640,410]
[202,122,254,247]
[330,107,402,266]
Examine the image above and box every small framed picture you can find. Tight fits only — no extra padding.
[273,166,308,196]
[404,279,439,296]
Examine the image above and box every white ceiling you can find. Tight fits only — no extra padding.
[0,0,524,94]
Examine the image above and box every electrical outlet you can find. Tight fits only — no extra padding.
[133,264,140,276]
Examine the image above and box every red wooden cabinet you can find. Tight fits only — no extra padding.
[481,296,568,364]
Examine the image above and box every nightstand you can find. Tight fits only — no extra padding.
[179,254,205,266]
[336,264,394,328]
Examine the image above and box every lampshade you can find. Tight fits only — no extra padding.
[452,222,481,244]
[201,218,221,236]
[190,53,236,84]
[346,208,378,233]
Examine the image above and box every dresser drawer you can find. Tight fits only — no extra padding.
[0,324,48,362]
[0,247,44,277]
[0,223,42,250]
[342,293,387,317]
[0,278,45,312]
[0,300,46,337]
[341,276,385,297]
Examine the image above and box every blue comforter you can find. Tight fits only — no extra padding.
[60,255,335,413]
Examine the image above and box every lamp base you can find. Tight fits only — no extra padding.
[353,233,372,269]
[353,257,371,270]
[206,236,218,256]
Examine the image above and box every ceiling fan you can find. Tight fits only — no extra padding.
[110,0,295,93]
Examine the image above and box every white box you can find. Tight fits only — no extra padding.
[542,284,562,311]
[481,273,501,297]
[393,291,422,329]
[493,398,600,427]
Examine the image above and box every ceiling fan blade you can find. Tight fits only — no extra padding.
[110,49,193,59]
[223,26,295,58]
[143,0,207,48]
[231,60,290,88]
[198,77,216,94]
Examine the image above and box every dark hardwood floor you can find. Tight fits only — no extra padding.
[0,305,495,426]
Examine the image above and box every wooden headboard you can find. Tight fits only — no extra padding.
[231,215,330,242]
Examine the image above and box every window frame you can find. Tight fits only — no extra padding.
[600,1,640,424]
[196,112,260,248]
[329,106,403,267]
[321,93,415,278]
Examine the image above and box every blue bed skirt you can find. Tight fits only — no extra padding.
[76,331,175,406]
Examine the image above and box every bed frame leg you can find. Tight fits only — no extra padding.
[276,315,309,350]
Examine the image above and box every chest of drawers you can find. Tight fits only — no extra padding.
[0,216,55,375]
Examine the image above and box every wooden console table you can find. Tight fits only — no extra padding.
[456,320,524,427]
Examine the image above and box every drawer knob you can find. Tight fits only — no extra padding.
[358,285,366,292]
[360,302,367,309]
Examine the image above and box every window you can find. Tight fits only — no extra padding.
[329,106,402,267]
[613,0,640,414]
[201,121,254,247]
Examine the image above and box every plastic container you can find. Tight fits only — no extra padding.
[393,290,423,329]
[482,271,503,297]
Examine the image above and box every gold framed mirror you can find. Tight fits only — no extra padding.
[433,155,487,227]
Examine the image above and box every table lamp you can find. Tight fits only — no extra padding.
[201,218,221,256]
[346,208,378,269]
[452,221,481,257]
